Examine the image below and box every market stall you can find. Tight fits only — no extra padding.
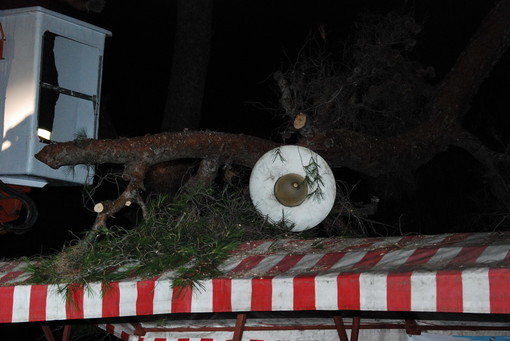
[0,231,509,340]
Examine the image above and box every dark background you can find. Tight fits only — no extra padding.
[0,1,508,339]
[0,0,508,257]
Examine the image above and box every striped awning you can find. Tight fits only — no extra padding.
[0,232,509,323]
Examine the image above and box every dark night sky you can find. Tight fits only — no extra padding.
[1,0,509,258]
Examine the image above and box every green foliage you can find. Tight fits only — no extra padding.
[26,185,294,292]
[303,154,325,202]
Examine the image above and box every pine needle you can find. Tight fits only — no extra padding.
[24,184,295,294]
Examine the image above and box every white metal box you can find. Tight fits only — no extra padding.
[0,6,110,187]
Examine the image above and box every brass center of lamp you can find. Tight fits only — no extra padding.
[274,173,308,207]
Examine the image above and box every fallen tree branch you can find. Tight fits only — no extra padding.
[36,131,277,170]
[428,0,510,126]
[34,0,510,230]
[36,132,278,230]
[33,123,467,233]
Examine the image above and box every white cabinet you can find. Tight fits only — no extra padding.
[0,6,110,187]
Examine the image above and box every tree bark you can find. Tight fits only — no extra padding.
[36,131,277,170]
[36,132,277,232]
[35,0,510,229]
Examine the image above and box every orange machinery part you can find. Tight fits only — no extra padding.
[0,185,31,223]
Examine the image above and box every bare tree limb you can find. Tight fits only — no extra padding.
[36,131,278,170]
[304,0,510,207]
[428,0,510,126]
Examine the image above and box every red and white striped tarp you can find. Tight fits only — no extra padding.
[0,232,509,323]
